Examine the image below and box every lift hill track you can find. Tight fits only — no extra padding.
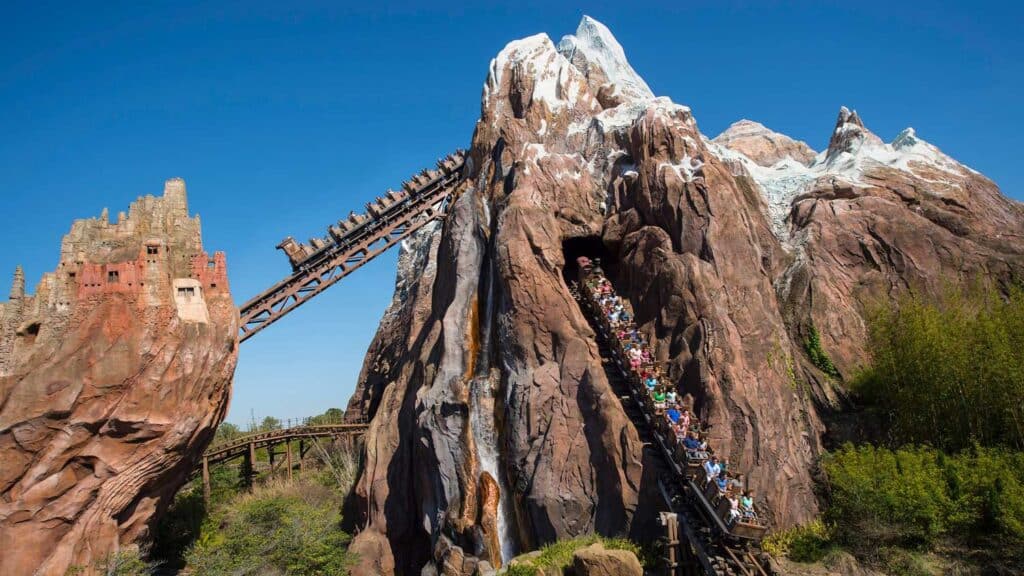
[572,262,770,576]
[237,150,466,342]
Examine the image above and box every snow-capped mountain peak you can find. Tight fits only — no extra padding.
[825,105,884,160]
[711,108,981,247]
[712,119,818,167]
[557,15,654,106]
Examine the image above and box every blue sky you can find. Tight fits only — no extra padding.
[2,1,1020,426]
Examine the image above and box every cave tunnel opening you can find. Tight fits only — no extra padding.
[561,235,615,289]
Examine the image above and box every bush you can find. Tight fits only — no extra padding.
[823,444,1024,560]
[150,465,240,569]
[63,548,156,576]
[804,325,840,378]
[185,479,354,575]
[762,519,834,562]
[856,284,1024,450]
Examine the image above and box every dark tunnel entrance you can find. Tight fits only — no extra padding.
[561,235,614,288]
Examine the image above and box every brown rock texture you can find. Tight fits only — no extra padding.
[711,109,1024,391]
[571,542,643,576]
[0,179,237,575]
[345,16,1024,575]
[712,119,817,167]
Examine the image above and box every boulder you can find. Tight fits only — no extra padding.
[571,542,643,576]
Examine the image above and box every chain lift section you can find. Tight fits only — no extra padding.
[237,150,466,342]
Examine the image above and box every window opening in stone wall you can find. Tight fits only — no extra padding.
[19,321,40,345]
[147,245,159,255]
[107,270,119,283]
[177,286,196,301]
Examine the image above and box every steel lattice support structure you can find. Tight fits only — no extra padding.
[237,151,465,342]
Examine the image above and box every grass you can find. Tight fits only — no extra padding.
[149,436,362,575]
[184,478,355,575]
[505,535,643,576]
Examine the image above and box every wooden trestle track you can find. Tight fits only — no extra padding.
[571,277,770,576]
[237,150,466,342]
[195,422,368,506]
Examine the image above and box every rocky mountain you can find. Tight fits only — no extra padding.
[0,180,237,575]
[712,119,816,167]
[344,15,1024,576]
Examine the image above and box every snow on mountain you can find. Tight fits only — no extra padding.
[485,18,981,253]
[557,15,654,104]
[711,107,979,246]
[712,119,817,167]
[484,33,591,114]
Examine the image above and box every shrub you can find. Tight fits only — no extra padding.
[185,479,354,575]
[150,465,239,569]
[153,439,362,574]
[804,325,840,378]
[823,444,1024,560]
[762,519,834,562]
[63,548,156,576]
[856,284,1024,450]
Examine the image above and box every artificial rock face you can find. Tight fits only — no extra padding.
[0,179,237,576]
[344,16,1024,576]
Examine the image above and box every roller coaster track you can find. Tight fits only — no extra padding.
[237,150,466,342]
[572,281,770,576]
[195,421,368,506]
[202,422,368,466]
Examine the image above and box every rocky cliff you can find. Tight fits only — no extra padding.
[0,179,237,575]
[344,16,1024,575]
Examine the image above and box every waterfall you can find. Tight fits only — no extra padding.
[470,375,517,563]
[469,204,517,564]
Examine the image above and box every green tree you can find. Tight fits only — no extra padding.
[213,421,242,444]
[259,416,282,432]
[823,444,1024,562]
[856,284,1024,450]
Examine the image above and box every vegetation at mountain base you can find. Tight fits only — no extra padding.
[762,519,834,563]
[776,284,1024,574]
[505,535,647,576]
[824,445,1024,567]
[63,549,157,576]
[854,283,1024,450]
[183,478,355,575]
[147,407,359,575]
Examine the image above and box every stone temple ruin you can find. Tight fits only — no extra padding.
[0,178,228,377]
[0,178,237,576]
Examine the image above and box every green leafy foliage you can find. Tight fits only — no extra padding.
[855,284,1024,450]
[308,407,346,425]
[185,479,355,575]
[153,437,360,574]
[63,548,155,576]
[259,415,282,432]
[762,519,835,562]
[213,421,243,444]
[804,324,840,378]
[823,444,1024,563]
[150,465,239,569]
